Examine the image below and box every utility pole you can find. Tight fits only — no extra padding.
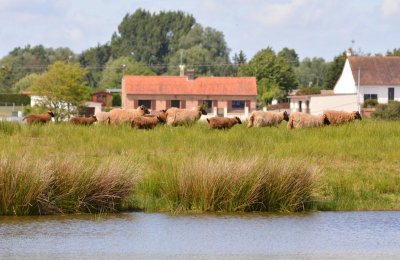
[357,67,361,113]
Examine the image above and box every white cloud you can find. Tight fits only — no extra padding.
[65,28,83,41]
[253,0,311,26]
[381,0,400,17]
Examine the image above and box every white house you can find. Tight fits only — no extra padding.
[289,90,357,115]
[334,55,400,104]
[289,54,400,115]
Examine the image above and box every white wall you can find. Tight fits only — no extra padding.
[334,59,357,94]
[360,86,400,103]
[85,102,102,115]
[310,94,358,114]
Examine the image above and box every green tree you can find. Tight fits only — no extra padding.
[238,47,298,102]
[257,78,285,106]
[111,9,195,74]
[0,45,77,92]
[295,57,327,87]
[167,24,233,76]
[233,50,247,66]
[31,61,90,121]
[278,47,299,67]
[99,56,155,89]
[323,52,347,89]
[0,64,14,92]
[387,48,400,56]
[14,73,39,92]
[79,44,112,88]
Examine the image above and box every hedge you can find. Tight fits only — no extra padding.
[0,94,30,106]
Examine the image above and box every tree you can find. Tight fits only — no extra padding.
[111,9,196,74]
[167,24,233,76]
[257,78,285,106]
[323,52,346,89]
[238,47,298,103]
[14,73,40,92]
[233,50,247,66]
[31,61,90,121]
[387,48,400,56]
[99,56,155,89]
[278,47,299,67]
[79,44,112,88]
[295,57,327,87]
[0,64,14,92]
[0,45,77,92]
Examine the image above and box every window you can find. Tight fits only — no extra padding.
[232,100,245,109]
[364,94,377,101]
[203,100,212,109]
[298,101,302,112]
[96,95,104,102]
[138,100,152,109]
[388,88,395,101]
[171,100,180,108]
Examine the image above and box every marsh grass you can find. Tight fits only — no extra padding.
[0,154,140,215]
[138,156,318,213]
[1,119,400,215]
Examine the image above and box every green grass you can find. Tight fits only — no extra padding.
[0,119,400,215]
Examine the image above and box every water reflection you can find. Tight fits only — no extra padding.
[1,212,400,259]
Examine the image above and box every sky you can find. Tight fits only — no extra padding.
[0,0,399,62]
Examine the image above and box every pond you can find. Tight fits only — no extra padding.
[1,211,400,259]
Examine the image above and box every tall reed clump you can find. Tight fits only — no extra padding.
[140,156,318,212]
[0,122,21,136]
[0,155,141,216]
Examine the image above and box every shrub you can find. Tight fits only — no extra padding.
[363,99,378,108]
[112,93,121,107]
[296,86,321,95]
[372,101,400,120]
[0,94,30,106]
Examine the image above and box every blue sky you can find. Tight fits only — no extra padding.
[0,0,399,61]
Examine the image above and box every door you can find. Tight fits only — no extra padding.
[388,88,395,101]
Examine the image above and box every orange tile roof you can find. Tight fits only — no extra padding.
[122,76,257,96]
[348,56,400,85]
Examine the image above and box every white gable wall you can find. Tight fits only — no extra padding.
[334,59,357,94]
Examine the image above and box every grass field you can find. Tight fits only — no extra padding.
[1,119,400,215]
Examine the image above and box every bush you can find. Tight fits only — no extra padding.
[363,99,378,108]
[372,101,400,120]
[0,94,30,106]
[112,93,121,107]
[296,86,321,95]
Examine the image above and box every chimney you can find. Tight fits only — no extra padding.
[186,69,195,81]
[346,48,352,57]
[179,64,185,77]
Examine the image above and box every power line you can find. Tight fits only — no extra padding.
[4,62,240,71]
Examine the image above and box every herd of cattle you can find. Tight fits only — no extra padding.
[22,105,362,129]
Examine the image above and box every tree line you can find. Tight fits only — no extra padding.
[1,8,400,109]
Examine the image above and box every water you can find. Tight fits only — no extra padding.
[1,211,400,259]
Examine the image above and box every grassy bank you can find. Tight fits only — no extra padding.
[0,119,399,215]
